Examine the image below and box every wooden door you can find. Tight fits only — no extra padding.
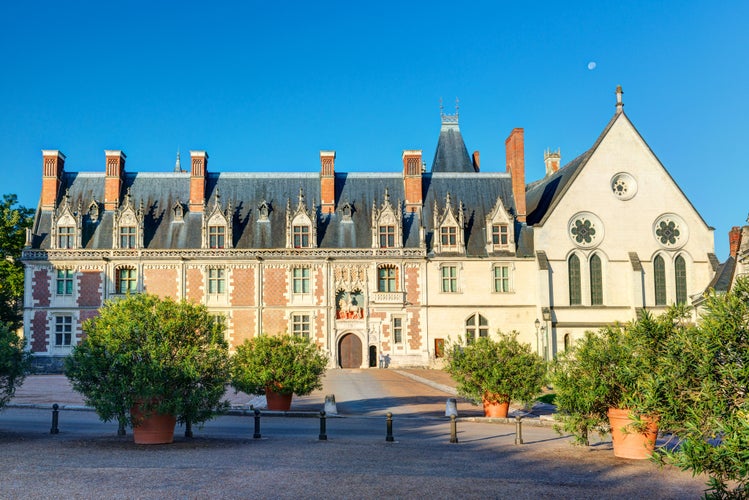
[339,333,362,368]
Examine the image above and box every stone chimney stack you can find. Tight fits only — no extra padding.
[505,128,526,222]
[41,150,65,210]
[104,150,126,210]
[729,226,742,257]
[320,151,336,214]
[189,151,208,213]
[544,149,561,176]
[402,150,423,213]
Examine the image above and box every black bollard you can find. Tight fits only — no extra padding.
[185,420,193,438]
[386,412,394,442]
[319,410,327,440]
[253,409,261,439]
[514,415,524,445]
[50,404,60,435]
[449,414,458,443]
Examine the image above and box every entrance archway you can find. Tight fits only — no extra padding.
[339,333,363,368]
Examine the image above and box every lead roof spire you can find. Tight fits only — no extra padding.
[174,150,182,172]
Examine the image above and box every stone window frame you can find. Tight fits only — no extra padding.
[392,316,404,344]
[53,314,74,347]
[377,264,399,293]
[207,267,227,295]
[56,268,75,296]
[465,313,489,344]
[439,263,460,293]
[491,263,513,293]
[290,312,311,340]
[114,265,138,295]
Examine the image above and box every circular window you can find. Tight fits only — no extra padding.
[568,212,604,248]
[610,172,637,201]
[653,214,688,249]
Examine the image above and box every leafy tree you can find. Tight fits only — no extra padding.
[0,194,34,329]
[0,322,32,411]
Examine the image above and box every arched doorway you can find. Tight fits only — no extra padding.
[339,333,362,368]
[368,345,377,367]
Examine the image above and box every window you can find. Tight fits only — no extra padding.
[58,226,74,249]
[379,225,395,248]
[654,255,666,306]
[465,314,488,344]
[209,225,226,249]
[393,317,403,344]
[292,267,310,294]
[208,268,226,294]
[378,265,397,292]
[441,265,458,293]
[675,255,687,305]
[55,315,73,346]
[291,314,310,339]
[493,265,510,293]
[440,226,457,246]
[293,225,310,248]
[590,254,603,306]
[56,269,74,295]
[120,226,136,249]
[568,254,581,305]
[116,267,137,294]
[492,224,509,246]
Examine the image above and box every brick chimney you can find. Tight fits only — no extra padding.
[402,150,423,213]
[729,226,742,257]
[190,151,208,213]
[505,128,526,222]
[320,151,336,214]
[544,149,561,176]
[472,151,480,172]
[104,150,126,210]
[41,150,65,209]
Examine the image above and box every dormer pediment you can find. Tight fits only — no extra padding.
[371,188,403,249]
[485,196,515,254]
[51,190,82,249]
[286,188,317,248]
[202,188,234,249]
[433,192,465,255]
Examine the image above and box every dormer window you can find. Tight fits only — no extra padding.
[58,226,75,249]
[120,226,136,249]
[485,197,514,254]
[203,189,233,249]
[440,226,457,247]
[293,224,311,248]
[209,225,226,249]
[492,224,509,246]
[286,188,317,249]
[172,200,184,222]
[371,189,402,250]
[433,193,465,255]
[379,225,395,248]
[113,189,144,250]
[52,190,81,250]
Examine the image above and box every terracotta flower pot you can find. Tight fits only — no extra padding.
[265,387,293,411]
[131,403,177,445]
[607,408,659,459]
[482,394,510,418]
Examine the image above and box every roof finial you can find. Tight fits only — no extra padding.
[455,97,459,118]
[616,85,624,114]
[174,149,182,172]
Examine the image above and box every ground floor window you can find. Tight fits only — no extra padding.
[291,314,311,340]
[55,315,73,346]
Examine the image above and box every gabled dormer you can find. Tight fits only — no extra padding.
[433,192,465,255]
[51,190,82,249]
[485,196,515,254]
[87,199,101,223]
[172,200,185,223]
[371,188,403,249]
[113,189,144,249]
[286,188,317,249]
[203,188,233,249]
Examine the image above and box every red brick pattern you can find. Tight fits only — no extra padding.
[263,309,286,335]
[314,308,325,344]
[231,309,256,346]
[185,268,203,303]
[230,268,255,306]
[32,269,51,307]
[313,267,325,306]
[78,271,102,307]
[144,268,179,299]
[263,268,287,307]
[407,307,421,350]
[31,311,48,352]
[404,266,420,305]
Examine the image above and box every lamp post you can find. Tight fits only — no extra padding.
[540,325,548,361]
[534,318,541,357]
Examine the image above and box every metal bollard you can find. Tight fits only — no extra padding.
[514,415,524,445]
[449,414,458,443]
[385,412,394,442]
[319,410,327,441]
[253,409,262,439]
[50,404,60,434]
[185,420,193,438]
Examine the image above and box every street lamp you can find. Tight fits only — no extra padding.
[534,318,540,357]
[540,325,548,361]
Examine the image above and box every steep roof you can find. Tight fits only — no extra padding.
[431,112,474,173]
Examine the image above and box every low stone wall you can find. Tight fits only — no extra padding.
[31,356,67,374]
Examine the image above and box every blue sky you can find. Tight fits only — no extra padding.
[1,1,746,258]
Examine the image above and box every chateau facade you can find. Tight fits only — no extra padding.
[22,87,718,371]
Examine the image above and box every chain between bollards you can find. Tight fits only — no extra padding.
[253,408,262,439]
[319,410,327,440]
[449,414,458,443]
[50,403,60,434]
[385,412,394,442]
[514,415,524,445]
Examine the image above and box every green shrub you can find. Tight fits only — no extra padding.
[0,322,32,411]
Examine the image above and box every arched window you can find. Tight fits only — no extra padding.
[675,255,687,305]
[590,254,603,305]
[563,334,570,352]
[568,254,581,305]
[654,255,666,305]
[465,314,488,344]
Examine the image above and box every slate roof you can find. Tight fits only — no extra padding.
[431,116,474,173]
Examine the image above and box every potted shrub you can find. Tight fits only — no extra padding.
[0,322,32,412]
[444,332,546,418]
[551,308,682,458]
[231,333,328,411]
[65,294,231,444]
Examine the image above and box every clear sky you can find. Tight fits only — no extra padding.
[1,1,746,258]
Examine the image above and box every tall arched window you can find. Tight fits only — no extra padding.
[465,314,488,344]
[568,254,581,305]
[654,255,667,306]
[590,254,603,305]
[675,255,687,305]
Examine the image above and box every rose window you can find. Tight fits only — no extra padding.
[568,213,604,248]
[656,220,680,245]
[653,214,688,249]
[571,219,595,244]
[610,173,637,201]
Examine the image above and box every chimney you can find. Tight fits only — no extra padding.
[729,226,742,257]
[402,150,423,213]
[41,150,65,209]
[505,128,526,222]
[104,150,126,210]
[189,151,208,212]
[544,149,561,176]
[320,151,336,214]
[472,151,480,172]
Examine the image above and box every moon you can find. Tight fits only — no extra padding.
[587,61,597,70]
